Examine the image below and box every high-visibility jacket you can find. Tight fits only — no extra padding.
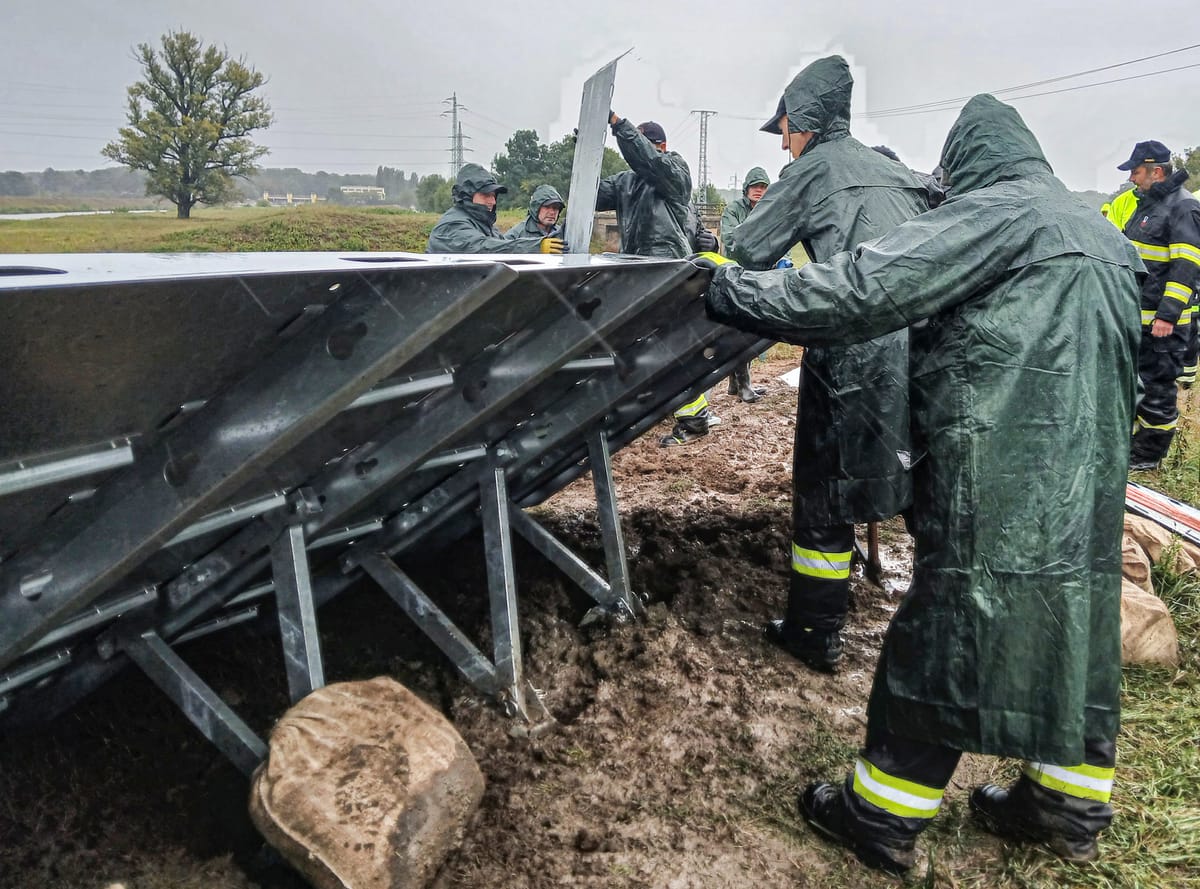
[1108,188,1139,231]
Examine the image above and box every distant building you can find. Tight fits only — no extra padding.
[339,185,386,200]
[262,192,323,206]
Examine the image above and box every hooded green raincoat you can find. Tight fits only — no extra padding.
[708,94,1143,762]
[729,56,930,525]
[506,184,565,239]
[426,163,545,254]
[719,167,771,255]
[595,118,693,258]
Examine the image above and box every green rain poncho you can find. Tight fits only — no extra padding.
[729,56,931,525]
[595,118,693,258]
[426,163,544,254]
[506,184,565,239]
[719,166,770,256]
[708,94,1143,762]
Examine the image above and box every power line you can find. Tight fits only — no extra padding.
[865,42,1200,117]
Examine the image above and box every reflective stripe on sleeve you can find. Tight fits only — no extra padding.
[1169,242,1200,267]
[1132,240,1170,263]
[1141,309,1157,326]
[673,393,709,417]
[1164,281,1194,304]
[792,543,853,580]
[851,758,944,820]
[1023,762,1114,803]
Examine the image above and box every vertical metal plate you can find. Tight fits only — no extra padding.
[563,52,626,254]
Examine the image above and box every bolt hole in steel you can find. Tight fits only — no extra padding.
[326,322,368,360]
[163,452,200,487]
[355,458,379,478]
[702,347,717,360]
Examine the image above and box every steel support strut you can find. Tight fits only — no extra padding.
[124,632,266,777]
[270,523,325,702]
[586,430,639,616]
[479,467,527,719]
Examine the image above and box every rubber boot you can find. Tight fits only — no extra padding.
[799,783,918,875]
[728,362,763,402]
[659,409,711,447]
[969,776,1109,862]
[764,620,843,672]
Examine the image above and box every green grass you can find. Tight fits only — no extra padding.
[0,204,528,254]
[944,560,1200,888]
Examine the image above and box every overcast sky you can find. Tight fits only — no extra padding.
[4,0,1199,195]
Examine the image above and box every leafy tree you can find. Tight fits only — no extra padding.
[493,130,629,210]
[102,31,273,218]
[1173,146,1200,183]
[493,129,546,209]
[416,174,452,213]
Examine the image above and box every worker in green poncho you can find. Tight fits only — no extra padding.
[698,94,1143,874]
[727,56,930,673]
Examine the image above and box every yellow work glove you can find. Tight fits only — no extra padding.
[539,237,567,254]
[688,251,733,273]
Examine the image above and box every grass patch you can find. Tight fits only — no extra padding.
[948,561,1200,888]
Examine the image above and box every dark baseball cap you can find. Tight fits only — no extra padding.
[1117,140,1172,171]
[637,121,667,144]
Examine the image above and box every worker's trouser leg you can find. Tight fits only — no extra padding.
[1179,306,1198,388]
[783,524,854,636]
[1132,330,1186,462]
[726,362,761,401]
[1009,736,1116,837]
[837,722,961,847]
[671,392,710,425]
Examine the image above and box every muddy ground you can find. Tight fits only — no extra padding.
[0,356,1020,889]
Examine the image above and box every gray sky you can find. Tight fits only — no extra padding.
[3,0,1199,194]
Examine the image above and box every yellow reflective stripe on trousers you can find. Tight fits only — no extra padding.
[1136,415,1178,432]
[851,758,944,819]
[673,392,709,417]
[1164,281,1193,304]
[1132,240,1170,263]
[792,544,853,580]
[1023,762,1114,803]
[1169,242,1200,267]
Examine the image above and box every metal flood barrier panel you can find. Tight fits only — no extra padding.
[0,251,769,773]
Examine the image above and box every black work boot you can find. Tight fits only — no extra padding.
[763,620,843,672]
[800,783,917,876]
[969,780,1104,863]
[659,411,711,447]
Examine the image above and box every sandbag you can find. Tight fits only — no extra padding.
[249,677,484,889]
[1123,513,1200,574]
[1119,578,1181,667]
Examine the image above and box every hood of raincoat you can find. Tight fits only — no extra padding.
[742,167,770,195]
[762,55,852,151]
[526,184,565,216]
[452,163,507,204]
[939,94,1052,196]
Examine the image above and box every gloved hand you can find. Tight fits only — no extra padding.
[687,251,734,274]
[775,257,794,269]
[539,237,567,255]
[695,228,718,252]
